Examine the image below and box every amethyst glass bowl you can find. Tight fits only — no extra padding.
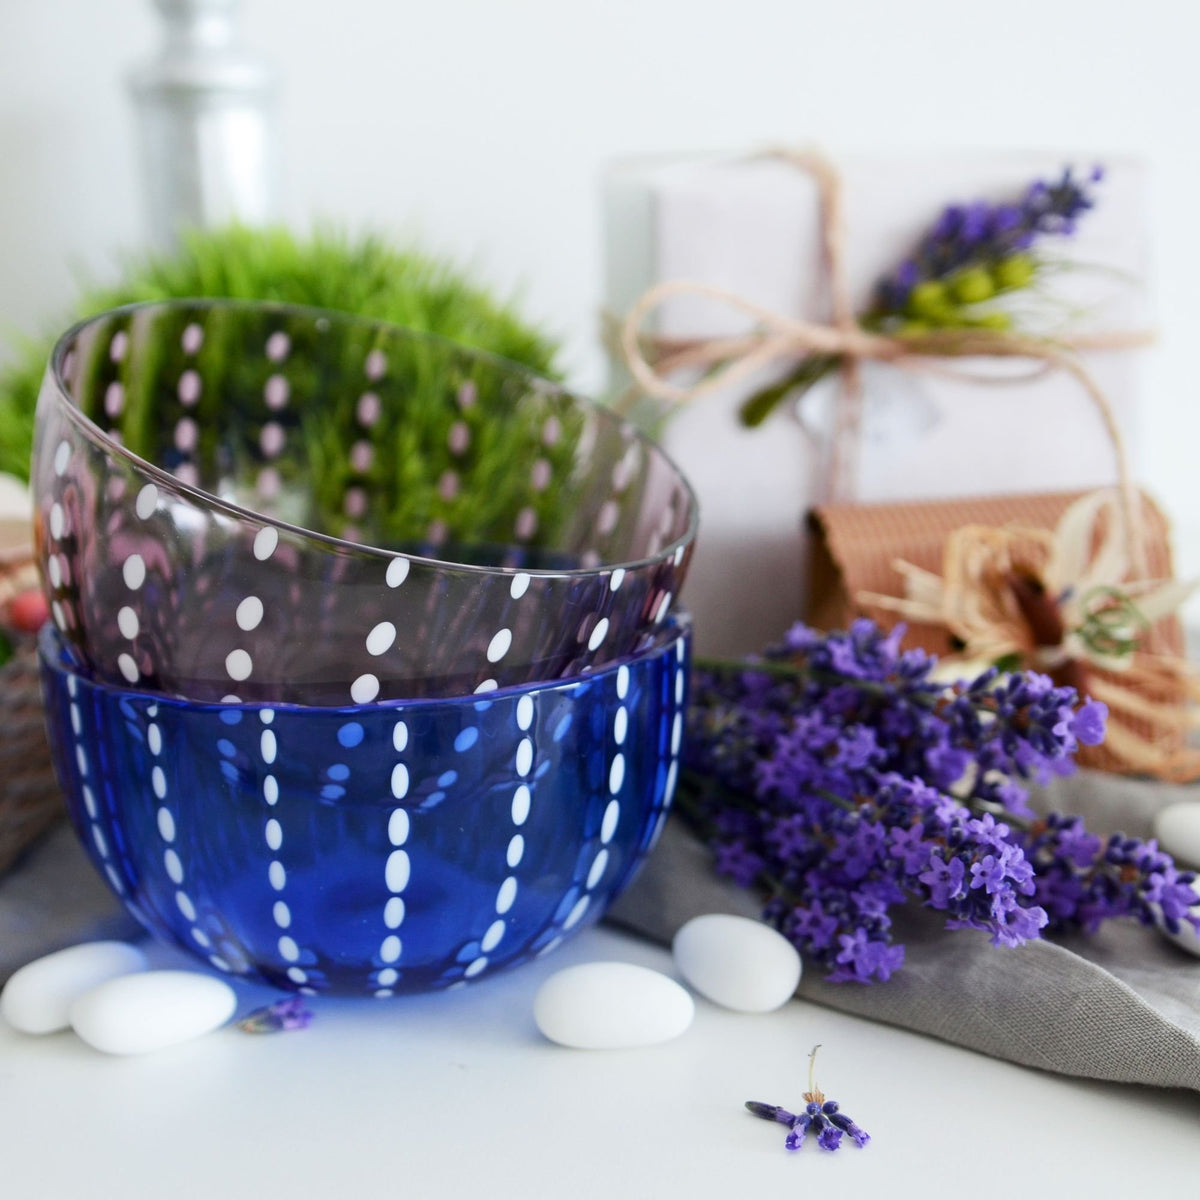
[40,617,690,996]
[32,300,697,704]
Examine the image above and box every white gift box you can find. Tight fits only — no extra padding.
[603,152,1149,656]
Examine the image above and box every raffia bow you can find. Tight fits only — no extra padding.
[617,147,1155,575]
[857,489,1200,780]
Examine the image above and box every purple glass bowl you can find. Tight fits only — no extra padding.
[33,300,697,704]
[40,617,690,995]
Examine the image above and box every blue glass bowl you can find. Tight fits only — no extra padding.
[40,619,689,996]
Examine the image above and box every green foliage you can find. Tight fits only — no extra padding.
[0,225,560,481]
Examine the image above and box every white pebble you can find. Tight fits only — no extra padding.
[672,914,802,1013]
[1153,801,1200,870]
[69,970,237,1055]
[533,961,693,1049]
[1,941,148,1035]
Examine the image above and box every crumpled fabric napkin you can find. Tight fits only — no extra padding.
[607,770,1200,1093]
[0,823,142,984]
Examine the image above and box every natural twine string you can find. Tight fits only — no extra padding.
[617,147,1155,576]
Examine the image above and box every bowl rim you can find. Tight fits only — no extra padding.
[38,612,691,716]
[44,298,700,580]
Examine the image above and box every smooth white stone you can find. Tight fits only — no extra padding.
[1,941,148,1035]
[69,970,237,1055]
[533,961,693,1049]
[672,913,802,1013]
[1152,801,1200,870]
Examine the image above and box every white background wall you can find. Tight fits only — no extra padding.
[4,0,1200,567]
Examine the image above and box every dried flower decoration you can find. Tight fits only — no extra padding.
[859,488,1200,780]
[746,1046,870,1152]
[237,996,313,1034]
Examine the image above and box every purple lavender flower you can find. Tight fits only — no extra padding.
[1071,700,1109,746]
[237,996,314,1034]
[680,618,1200,983]
[746,1046,870,1153]
[873,165,1103,312]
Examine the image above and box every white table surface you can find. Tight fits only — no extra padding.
[2,924,1198,1200]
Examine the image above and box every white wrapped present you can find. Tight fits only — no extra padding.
[602,151,1149,656]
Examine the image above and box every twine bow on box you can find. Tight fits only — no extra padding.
[615,148,1200,780]
[617,147,1155,575]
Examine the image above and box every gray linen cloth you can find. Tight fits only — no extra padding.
[608,770,1200,1093]
[5,772,1200,1092]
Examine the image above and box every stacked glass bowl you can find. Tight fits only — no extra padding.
[32,300,697,997]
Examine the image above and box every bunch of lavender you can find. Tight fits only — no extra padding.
[680,619,1200,983]
[740,165,1103,428]
[871,165,1104,326]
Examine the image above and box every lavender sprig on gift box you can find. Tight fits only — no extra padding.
[739,164,1104,427]
[680,619,1200,982]
[873,165,1104,322]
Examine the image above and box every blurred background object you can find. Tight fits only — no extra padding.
[128,0,276,249]
[0,0,1196,581]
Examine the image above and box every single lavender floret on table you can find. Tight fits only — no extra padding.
[680,619,1200,983]
[238,996,314,1033]
[747,1045,870,1153]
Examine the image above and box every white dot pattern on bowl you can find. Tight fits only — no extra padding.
[375,718,412,998]
[178,370,201,406]
[253,526,278,561]
[260,422,285,458]
[256,467,281,499]
[181,323,204,355]
[226,649,253,682]
[145,709,213,963]
[254,710,314,990]
[530,458,551,491]
[644,639,689,853]
[386,556,410,589]
[596,500,619,536]
[344,487,367,519]
[550,668,630,940]
[366,621,396,657]
[236,596,264,632]
[486,628,512,664]
[104,382,124,418]
[356,392,381,427]
[514,507,537,541]
[461,694,540,982]
[364,349,388,381]
[135,483,158,520]
[65,674,125,899]
[587,618,610,653]
[264,374,290,409]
